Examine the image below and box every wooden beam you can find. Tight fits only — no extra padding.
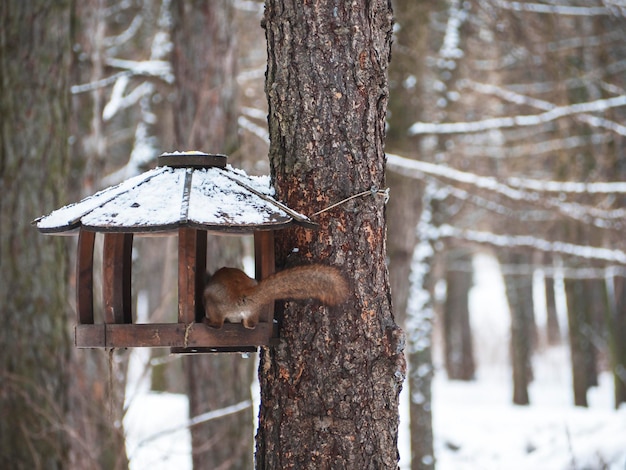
[76,229,95,324]
[254,230,275,324]
[75,322,273,349]
[103,233,133,324]
[178,228,206,324]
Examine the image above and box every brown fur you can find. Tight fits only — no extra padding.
[203,265,348,329]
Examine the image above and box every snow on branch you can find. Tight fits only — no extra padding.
[462,133,610,159]
[494,0,612,16]
[71,58,174,95]
[464,80,626,136]
[131,399,252,451]
[102,77,154,121]
[103,14,143,49]
[387,153,527,200]
[103,1,173,186]
[105,57,174,84]
[408,94,626,135]
[71,71,132,94]
[437,225,626,264]
[506,176,626,194]
[387,153,626,195]
[439,0,467,60]
[238,116,270,144]
[386,153,626,228]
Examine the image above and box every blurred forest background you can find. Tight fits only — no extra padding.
[1,0,626,469]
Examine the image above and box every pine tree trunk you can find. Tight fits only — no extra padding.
[501,252,534,406]
[611,275,626,408]
[544,275,561,346]
[256,1,405,468]
[386,0,436,465]
[0,1,73,467]
[66,2,134,467]
[171,2,255,469]
[443,251,475,381]
[565,278,593,407]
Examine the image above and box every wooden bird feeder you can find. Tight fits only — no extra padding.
[35,152,314,353]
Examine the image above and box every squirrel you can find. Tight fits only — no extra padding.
[203,265,349,329]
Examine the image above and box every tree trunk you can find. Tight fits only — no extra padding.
[0,1,73,467]
[564,278,594,407]
[171,0,239,154]
[171,2,255,469]
[66,2,134,467]
[584,277,605,388]
[256,1,405,468]
[386,0,437,466]
[544,275,561,346]
[405,185,438,470]
[443,251,475,381]
[606,274,626,408]
[501,252,534,406]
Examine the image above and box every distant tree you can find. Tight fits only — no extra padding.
[170,1,255,468]
[543,270,561,346]
[0,1,74,467]
[501,251,534,405]
[565,276,598,407]
[443,249,475,381]
[387,0,439,467]
[608,274,626,408]
[256,1,405,468]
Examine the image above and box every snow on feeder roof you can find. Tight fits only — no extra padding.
[34,152,310,353]
[35,152,313,234]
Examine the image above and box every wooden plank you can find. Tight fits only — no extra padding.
[158,153,227,169]
[103,233,133,324]
[76,229,95,324]
[195,230,207,321]
[254,230,275,323]
[75,322,273,349]
[170,346,259,354]
[178,228,206,323]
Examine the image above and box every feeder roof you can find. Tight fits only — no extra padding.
[35,152,313,234]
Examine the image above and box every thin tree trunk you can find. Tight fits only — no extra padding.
[443,251,475,381]
[170,2,254,469]
[544,275,561,346]
[501,252,534,406]
[0,1,73,467]
[565,278,593,407]
[386,0,437,466]
[405,185,439,470]
[256,1,405,468]
[606,274,626,408]
[67,2,133,467]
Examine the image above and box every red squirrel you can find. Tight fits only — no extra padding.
[203,265,349,329]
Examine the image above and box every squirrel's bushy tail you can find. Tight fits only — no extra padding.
[251,265,348,307]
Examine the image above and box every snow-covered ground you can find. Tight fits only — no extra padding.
[425,361,626,470]
[125,252,626,469]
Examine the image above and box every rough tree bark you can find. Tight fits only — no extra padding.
[256,1,405,468]
[0,1,73,467]
[171,2,255,469]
